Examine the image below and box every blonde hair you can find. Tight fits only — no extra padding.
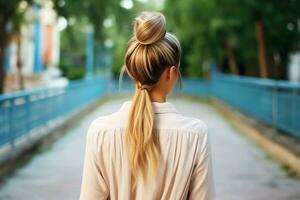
[120,11,182,185]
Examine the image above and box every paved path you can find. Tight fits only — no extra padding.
[0,96,300,200]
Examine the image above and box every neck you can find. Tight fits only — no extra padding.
[148,89,166,102]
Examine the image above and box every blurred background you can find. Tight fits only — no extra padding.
[0,0,299,92]
[0,0,300,199]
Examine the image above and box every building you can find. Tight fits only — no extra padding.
[4,0,64,92]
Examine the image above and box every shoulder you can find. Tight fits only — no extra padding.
[177,116,211,156]
[88,116,109,132]
[85,115,110,141]
[156,112,208,136]
[174,114,208,136]
[167,115,210,153]
[85,111,126,139]
[87,110,125,130]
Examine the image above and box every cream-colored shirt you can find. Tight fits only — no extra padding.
[80,101,215,200]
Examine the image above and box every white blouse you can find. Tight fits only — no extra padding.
[80,101,215,200]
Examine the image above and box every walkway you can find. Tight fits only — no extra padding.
[0,96,300,200]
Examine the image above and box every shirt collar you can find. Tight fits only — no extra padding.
[119,100,178,114]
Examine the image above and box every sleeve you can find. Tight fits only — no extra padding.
[188,123,215,200]
[79,120,109,200]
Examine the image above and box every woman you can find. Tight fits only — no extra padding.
[80,11,215,200]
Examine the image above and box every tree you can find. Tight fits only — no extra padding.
[54,0,162,77]
[164,0,300,79]
[11,2,28,90]
[0,0,32,93]
[53,0,129,77]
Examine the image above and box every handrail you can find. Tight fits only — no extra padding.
[0,76,108,147]
[1,71,299,149]
[211,72,300,138]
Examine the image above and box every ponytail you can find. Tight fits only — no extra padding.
[125,85,161,185]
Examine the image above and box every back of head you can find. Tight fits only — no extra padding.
[121,11,181,186]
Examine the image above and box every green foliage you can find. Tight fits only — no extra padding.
[54,0,300,79]
[55,0,163,78]
[62,66,85,80]
[58,19,87,80]
[164,0,300,78]
[59,55,85,80]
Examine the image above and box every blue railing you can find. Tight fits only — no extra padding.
[1,70,299,149]
[113,74,300,138]
[210,72,300,138]
[182,78,211,97]
[0,76,108,147]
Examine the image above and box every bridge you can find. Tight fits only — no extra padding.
[0,70,300,200]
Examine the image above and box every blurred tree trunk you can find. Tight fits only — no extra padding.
[279,51,288,80]
[0,0,29,94]
[0,20,8,94]
[255,20,268,78]
[0,4,17,94]
[225,41,238,74]
[15,33,24,90]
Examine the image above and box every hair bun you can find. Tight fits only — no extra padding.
[134,11,166,45]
